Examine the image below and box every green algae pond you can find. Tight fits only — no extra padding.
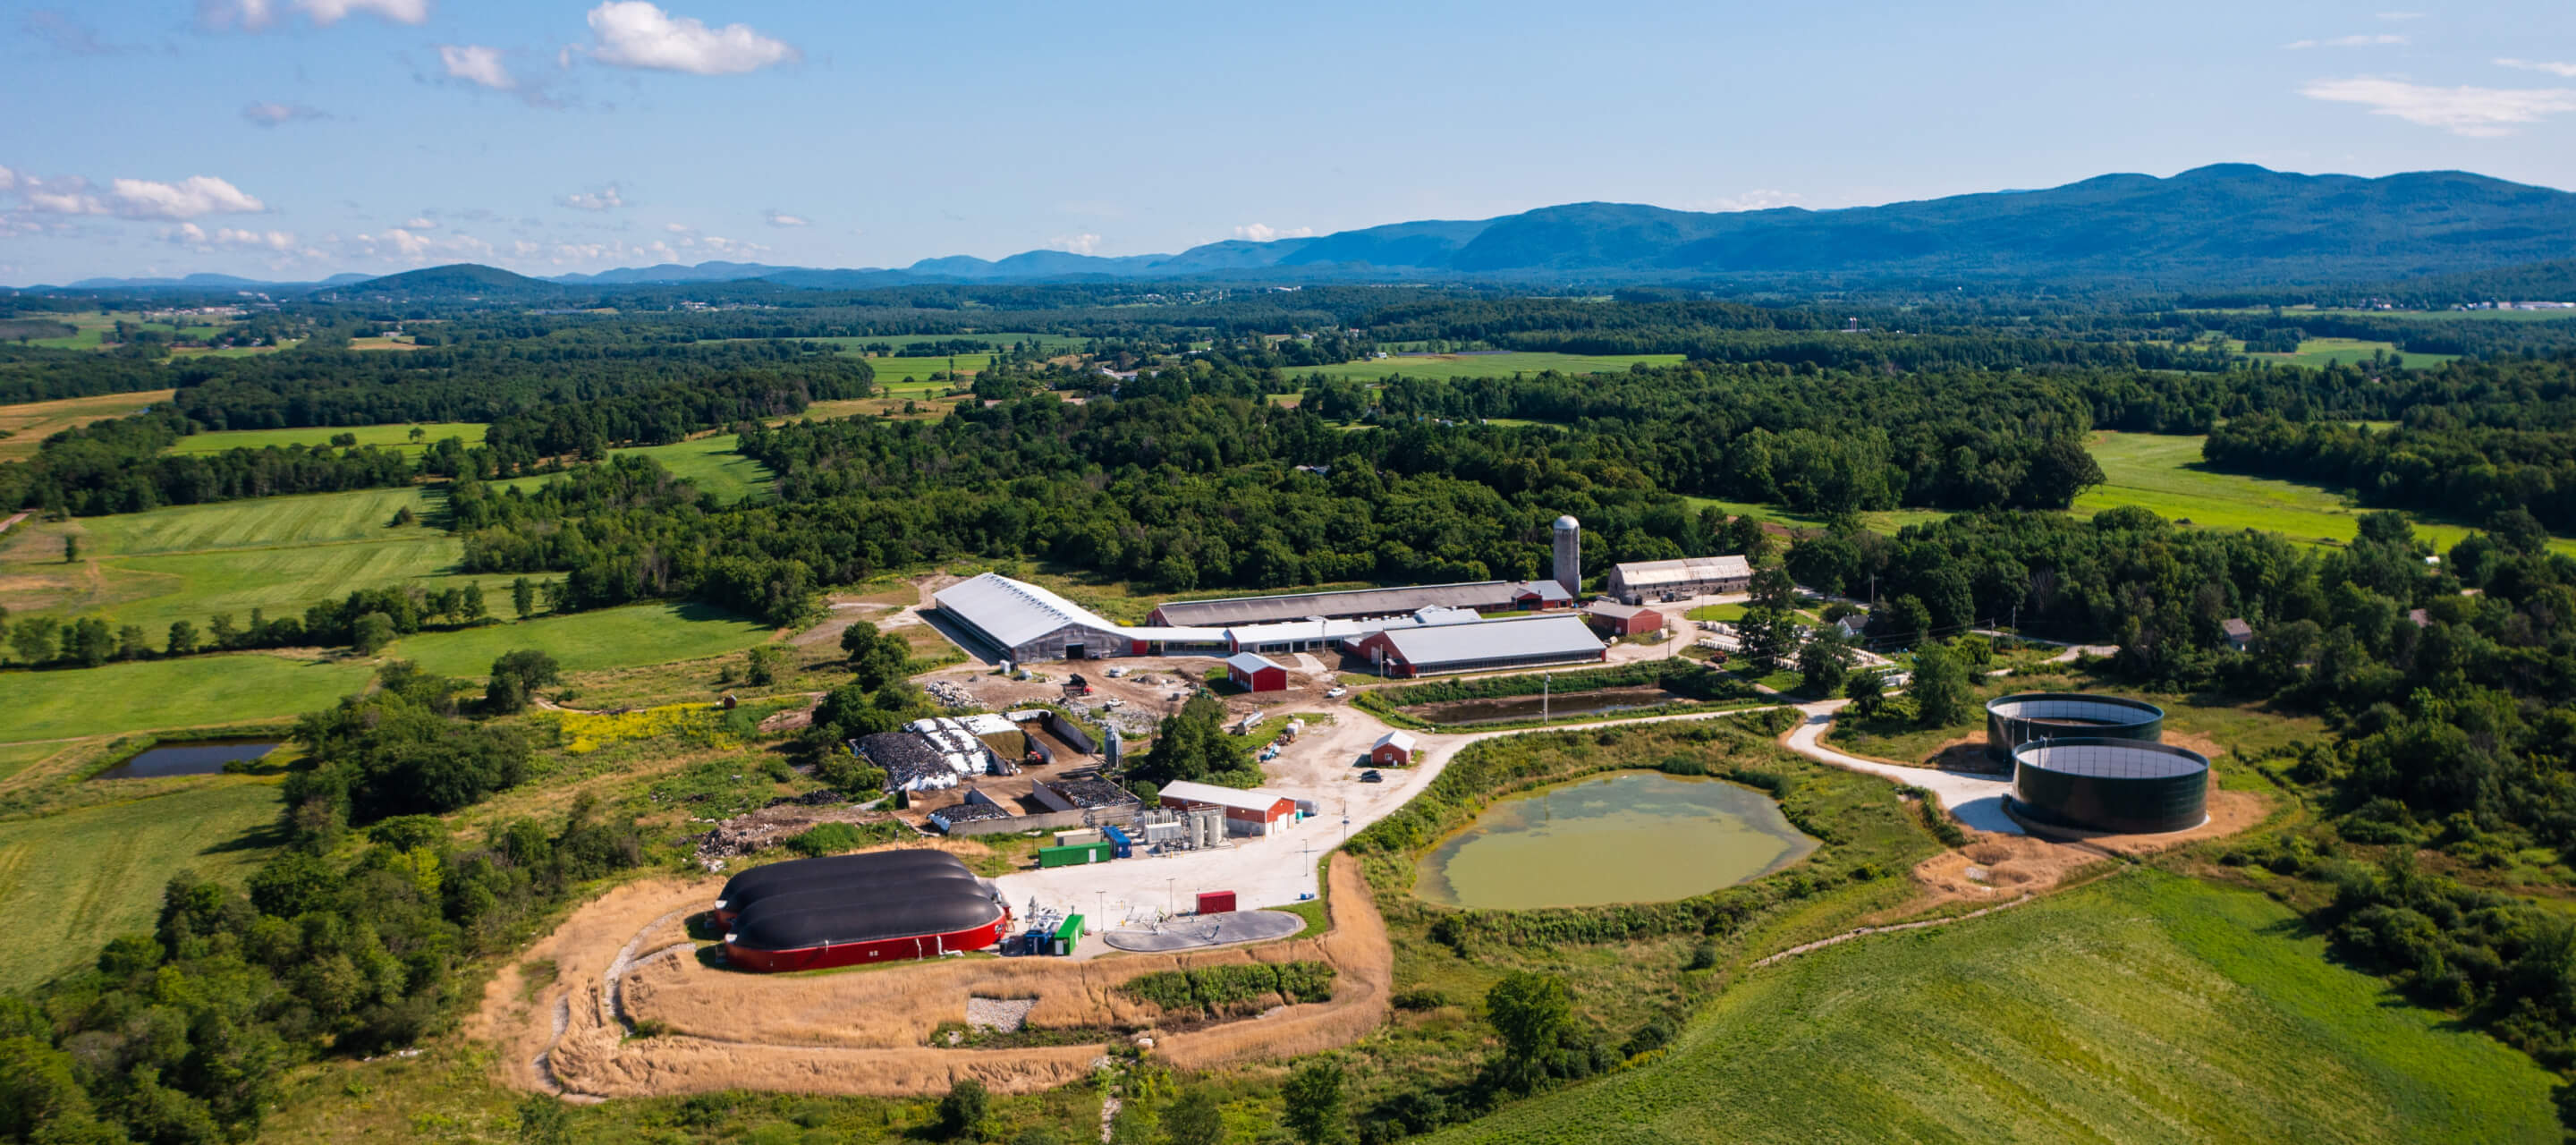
[1413,770,1818,909]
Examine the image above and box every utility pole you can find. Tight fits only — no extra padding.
[1542,671,1551,725]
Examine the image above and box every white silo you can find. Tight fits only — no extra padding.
[1552,514,1581,597]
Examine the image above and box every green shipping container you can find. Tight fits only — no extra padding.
[1051,914,1084,956]
[1038,841,1114,869]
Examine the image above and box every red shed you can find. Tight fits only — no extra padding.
[1224,651,1289,692]
[1159,780,1299,835]
[1196,890,1238,915]
[1584,602,1665,638]
[1369,731,1417,768]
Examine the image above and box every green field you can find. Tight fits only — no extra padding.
[2076,431,2576,556]
[388,600,773,678]
[165,422,487,456]
[0,781,284,991]
[1302,352,1688,382]
[0,654,374,743]
[1681,495,1952,537]
[2251,337,2457,370]
[1438,871,2559,1144]
[496,435,775,504]
[0,487,523,636]
[24,310,234,352]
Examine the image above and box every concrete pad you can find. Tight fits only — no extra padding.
[1104,910,1305,952]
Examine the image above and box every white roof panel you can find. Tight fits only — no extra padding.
[1378,615,1605,666]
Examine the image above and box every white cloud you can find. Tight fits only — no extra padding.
[352,226,493,263]
[199,0,426,30]
[402,216,437,229]
[1047,233,1102,256]
[105,175,266,219]
[0,165,15,194]
[1232,223,1314,242]
[438,44,516,90]
[2300,76,2576,136]
[665,222,693,233]
[583,2,798,74]
[763,208,809,228]
[166,224,300,251]
[242,100,328,125]
[2285,34,2408,49]
[1687,190,1803,213]
[558,184,627,211]
[2498,58,2576,79]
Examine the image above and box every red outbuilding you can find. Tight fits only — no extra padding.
[1224,652,1290,692]
[1159,780,1299,835]
[1584,602,1665,638]
[1369,731,1417,768]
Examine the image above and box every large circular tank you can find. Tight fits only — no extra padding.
[1985,691,2163,767]
[2009,738,2208,835]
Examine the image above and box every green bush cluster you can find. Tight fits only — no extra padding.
[1120,961,1336,1016]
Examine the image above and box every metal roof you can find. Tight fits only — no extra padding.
[1611,555,1750,589]
[933,572,1117,648]
[1375,615,1604,666]
[1152,580,1570,626]
[1373,731,1417,752]
[1158,779,1296,813]
[1224,652,1285,674]
[1586,602,1660,621]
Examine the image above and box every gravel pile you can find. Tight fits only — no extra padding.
[965,996,1038,1033]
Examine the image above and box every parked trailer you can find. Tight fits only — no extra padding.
[1038,840,1114,869]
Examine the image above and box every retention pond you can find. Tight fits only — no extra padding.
[1414,770,1818,909]
[94,740,279,780]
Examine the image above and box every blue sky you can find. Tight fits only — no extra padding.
[4,0,2576,284]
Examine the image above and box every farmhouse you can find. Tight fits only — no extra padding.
[1369,731,1417,767]
[1584,602,1665,638]
[1346,614,1606,677]
[1157,779,1299,835]
[1224,652,1290,691]
[1147,580,1571,627]
[1605,555,1752,603]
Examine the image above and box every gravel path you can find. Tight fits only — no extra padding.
[1778,700,2025,835]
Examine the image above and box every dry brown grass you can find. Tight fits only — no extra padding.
[2007,787,2271,857]
[0,390,176,462]
[472,853,1389,1098]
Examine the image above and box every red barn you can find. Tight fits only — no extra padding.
[1159,780,1298,835]
[1224,652,1289,692]
[1584,602,1665,638]
[1370,731,1417,767]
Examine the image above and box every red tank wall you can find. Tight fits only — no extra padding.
[723,912,1010,972]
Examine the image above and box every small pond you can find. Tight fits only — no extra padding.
[93,740,279,780]
[1413,770,1818,909]
[1404,686,1681,726]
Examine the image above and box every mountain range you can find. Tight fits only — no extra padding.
[34,165,2576,295]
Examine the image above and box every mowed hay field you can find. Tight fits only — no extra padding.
[0,487,519,635]
[496,435,776,504]
[2074,431,2576,556]
[165,421,487,456]
[0,781,284,991]
[0,654,374,743]
[0,389,178,462]
[1304,352,1687,382]
[1437,872,2559,1144]
[388,600,774,678]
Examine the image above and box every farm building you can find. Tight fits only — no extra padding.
[1147,580,1571,627]
[1584,602,1665,637]
[1223,606,1482,656]
[1346,615,1606,677]
[1605,555,1752,604]
[1157,779,1299,835]
[1370,731,1417,767]
[718,852,1009,972]
[1224,652,1290,691]
[931,572,1227,661]
[2221,617,2254,651]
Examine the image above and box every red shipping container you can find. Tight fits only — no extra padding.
[1196,890,1237,915]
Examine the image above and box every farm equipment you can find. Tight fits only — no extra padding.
[1063,674,1093,697]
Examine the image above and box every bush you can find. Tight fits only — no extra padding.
[936,1079,988,1141]
[1120,962,1336,1016]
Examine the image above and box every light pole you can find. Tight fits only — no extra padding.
[1095,890,1106,928]
[1166,877,1176,916]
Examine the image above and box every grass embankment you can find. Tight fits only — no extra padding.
[1357,661,1764,732]
[1434,870,2561,1143]
[1301,352,1686,383]
[2076,431,2576,557]
[0,780,284,991]
[0,389,178,463]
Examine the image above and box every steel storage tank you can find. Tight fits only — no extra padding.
[2010,738,2208,835]
[1985,692,2164,768]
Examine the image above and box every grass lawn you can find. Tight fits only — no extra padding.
[0,742,64,784]
[0,780,285,991]
[1438,870,2561,1144]
[1685,602,1747,622]
[496,436,775,505]
[0,389,177,462]
[1680,495,1951,537]
[1301,352,1686,383]
[165,421,487,456]
[2076,431,2576,556]
[389,600,774,678]
[0,654,374,743]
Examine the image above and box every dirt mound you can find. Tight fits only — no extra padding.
[472,854,1391,1098]
[1901,835,2108,915]
[692,801,899,861]
[2007,787,2268,856]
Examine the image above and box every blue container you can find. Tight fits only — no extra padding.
[1102,825,1133,859]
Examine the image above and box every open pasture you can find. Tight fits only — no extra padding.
[496,435,775,504]
[1436,871,2560,1144]
[165,421,486,456]
[0,654,374,743]
[1301,351,1686,382]
[0,780,284,992]
[2075,431,2575,556]
[0,389,177,462]
[388,599,774,679]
